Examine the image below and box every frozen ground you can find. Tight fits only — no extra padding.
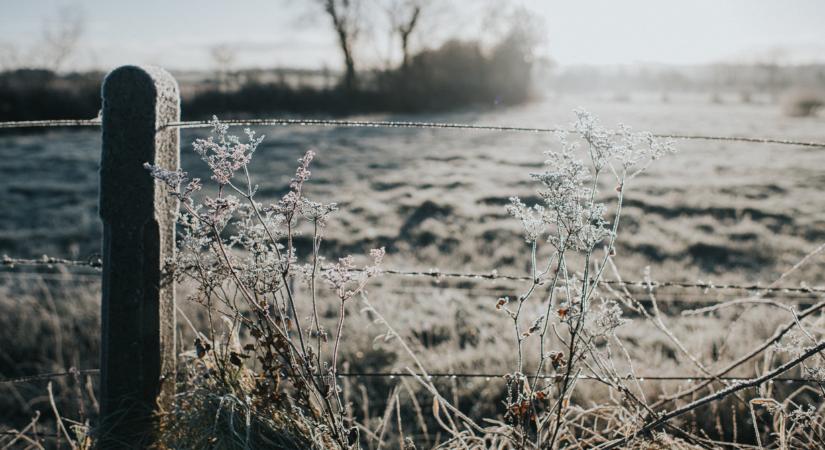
[2,92,824,286]
[2,92,824,440]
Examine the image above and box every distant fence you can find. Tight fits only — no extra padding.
[2,65,825,447]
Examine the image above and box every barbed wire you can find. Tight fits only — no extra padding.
[1,117,825,148]
[167,119,825,148]
[0,367,816,385]
[4,255,825,296]
[0,119,100,129]
[2,274,821,305]
[2,255,102,270]
[379,268,825,295]
[333,372,819,383]
[0,369,99,385]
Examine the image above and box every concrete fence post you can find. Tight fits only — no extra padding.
[99,65,179,447]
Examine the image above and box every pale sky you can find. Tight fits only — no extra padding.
[1,0,824,71]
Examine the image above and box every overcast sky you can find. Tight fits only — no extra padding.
[1,0,824,71]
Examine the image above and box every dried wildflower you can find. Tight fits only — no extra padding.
[573,108,676,176]
[804,366,825,382]
[192,117,264,185]
[594,301,627,333]
[143,163,202,204]
[203,195,239,227]
[300,199,338,225]
[773,331,808,358]
[513,110,676,253]
[322,248,385,300]
[507,197,547,242]
[788,405,818,428]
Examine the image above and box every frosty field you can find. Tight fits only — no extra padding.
[3,92,824,284]
[2,92,824,444]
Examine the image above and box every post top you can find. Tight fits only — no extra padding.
[102,65,179,100]
[99,65,180,223]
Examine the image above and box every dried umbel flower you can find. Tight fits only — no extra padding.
[300,199,338,226]
[593,300,627,334]
[192,116,264,185]
[788,405,818,428]
[142,163,202,204]
[507,197,547,243]
[322,247,385,301]
[804,366,825,383]
[509,110,675,255]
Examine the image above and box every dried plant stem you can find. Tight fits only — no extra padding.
[600,339,825,449]
[653,299,825,408]
[47,382,76,450]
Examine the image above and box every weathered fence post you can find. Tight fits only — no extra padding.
[99,65,179,447]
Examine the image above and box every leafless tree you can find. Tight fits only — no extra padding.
[384,0,426,69]
[41,6,85,72]
[315,0,363,91]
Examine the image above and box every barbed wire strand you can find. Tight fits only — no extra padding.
[0,119,100,129]
[332,372,818,383]
[164,119,825,148]
[378,268,825,295]
[3,276,820,305]
[0,368,816,385]
[4,255,825,295]
[1,118,825,148]
[0,369,99,385]
[2,255,102,269]
[5,272,822,306]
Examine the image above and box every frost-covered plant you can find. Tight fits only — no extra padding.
[501,110,675,447]
[146,117,383,449]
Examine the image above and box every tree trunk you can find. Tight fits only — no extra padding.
[326,0,358,91]
[398,6,420,71]
[339,32,356,90]
[401,33,410,69]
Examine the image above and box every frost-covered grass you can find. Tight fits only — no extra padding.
[2,94,825,448]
